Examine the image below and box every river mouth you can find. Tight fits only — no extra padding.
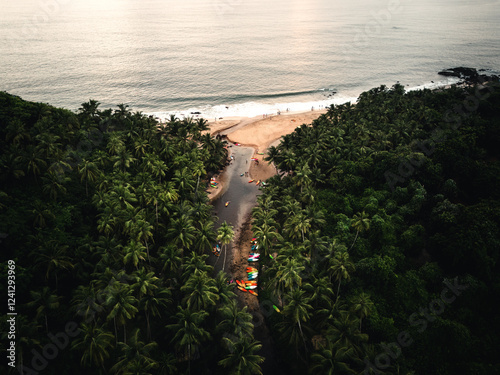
[208,145,287,374]
[210,145,260,273]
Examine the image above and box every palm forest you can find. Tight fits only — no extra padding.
[1,81,500,375]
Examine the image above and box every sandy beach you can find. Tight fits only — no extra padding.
[207,109,327,195]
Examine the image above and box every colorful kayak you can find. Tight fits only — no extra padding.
[236,280,257,286]
[237,285,247,292]
[245,285,257,290]
[256,180,260,185]
[248,180,254,183]
[273,305,281,313]
[225,201,230,207]
[249,290,258,296]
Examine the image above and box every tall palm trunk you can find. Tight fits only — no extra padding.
[144,240,151,264]
[349,230,359,252]
[222,244,228,272]
[113,317,118,344]
[336,279,342,303]
[146,311,151,342]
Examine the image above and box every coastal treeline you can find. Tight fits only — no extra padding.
[255,83,500,374]
[0,92,263,375]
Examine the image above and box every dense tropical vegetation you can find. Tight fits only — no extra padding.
[1,80,499,375]
[254,82,500,374]
[0,92,263,375]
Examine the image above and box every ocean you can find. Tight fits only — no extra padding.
[1,0,499,119]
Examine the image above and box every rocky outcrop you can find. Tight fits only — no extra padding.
[438,67,499,84]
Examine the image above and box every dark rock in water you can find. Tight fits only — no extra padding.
[438,67,478,80]
[438,67,499,84]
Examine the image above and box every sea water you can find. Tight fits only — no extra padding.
[1,0,499,118]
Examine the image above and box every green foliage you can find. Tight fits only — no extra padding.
[253,83,500,374]
[0,92,252,375]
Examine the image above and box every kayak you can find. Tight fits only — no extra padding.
[237,285,247,292]
[225,201,230,207]
[249,290,258,296]
[248,180,254,183]
[256,180,260,185]
[273,305,281,313]
[245,285,257,290]
[237,280,257,285]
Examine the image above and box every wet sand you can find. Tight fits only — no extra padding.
[206,109,327,200]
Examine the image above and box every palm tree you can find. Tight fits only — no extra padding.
[21,147,47,183]
[107,133,125,155]
[349,292,374,331]
[217,221,234,272]
[26,287,61,333]
[284,211,311,242]
[326,311,368,356]
[41,170,70,200]
[329,250,355,302]
[191,160,206,198]
[218,337,264,375]
[181,270,219,311]
[181,252,213,282]
[275,258,305,299]
[194,219,216,255]
[105,282,139,344]
[303,275,335,310]
[281,289,312,350]
[71,323,115,369]
[123,240,147,270]
[132,218,154,263]
[31,241,74,290]
[167,214,197,251]
[112,148,136,172]
[72,283,106,323]
[159,245,182,279]
[78,160,100,196]
[166,306,211,374]
[110,328,158,374]
[309,345,357,375]
[349,211,371,251]
[213,271,237,305]
[139,287,172,342]
[217,301,254,339]
[131,269,159,298]
[253,222,280,257]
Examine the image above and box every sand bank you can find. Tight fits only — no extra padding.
[205,109,327,200]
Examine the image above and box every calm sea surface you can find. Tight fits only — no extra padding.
[1,0,500,118]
